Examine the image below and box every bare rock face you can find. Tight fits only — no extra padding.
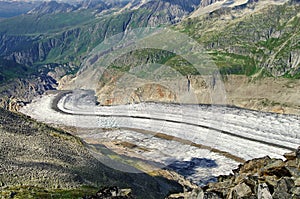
[97,82,178,105]
[132,83,177,103]
[200,0,222,7]
[167,147,300,199]
[0,75,57,111]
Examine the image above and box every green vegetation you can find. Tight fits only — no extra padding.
[178,2,300,78]
[106,48,201,77]
[0,186,98,199]
[0,11,95,35]
[208,51,258,76]
[0,58,35,84]
[92,2,300,79]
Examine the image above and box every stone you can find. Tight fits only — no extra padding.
[96,186,119,197]
[284,151,297,160]
[286,159,298,168]
[257,183,272,199]
[190,188,204,199]
[205,181,232,197]
[167,189,204,199]
[286,166,300,177]
[264,175,278,190]
[85,187,133,199]
[203,192,222,199]
[244,177,259,194]
[233,157,271,176]
[295,177,300,187]
[296,147,300,159]
[291,187,300,195]
[262,160,291,178]
[119,189,132,197]
[272,178,294,199]
[167,146,300,199]
[230,183,252,198]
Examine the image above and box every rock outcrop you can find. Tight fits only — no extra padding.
[167,147,300,199]
[83,186,133,199]
[200,0,222,7]
[0,75,57,111]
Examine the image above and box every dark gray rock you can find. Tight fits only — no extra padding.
[272,177,294,199]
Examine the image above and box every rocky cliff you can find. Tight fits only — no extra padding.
[200,0,222,7]
[0,75,57,111]
[179,0,300,77]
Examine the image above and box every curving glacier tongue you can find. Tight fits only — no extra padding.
[20,91,299,185]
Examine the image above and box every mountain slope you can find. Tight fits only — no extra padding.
[61,0,300,114]
[0,0,201,66]
[178,0,300,77]
[0,1,39,18]
[0,107,182,198]
[0,0,204,110]
[0,0,300,113]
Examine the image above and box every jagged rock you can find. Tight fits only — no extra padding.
[229,182,252,198]
[200,0,222,7]
[257,183,272,199]
[264,175,278,189]
[0,75,57,111]
[272,177,294,199]
[241,176,259,195]
[203,192,222,199]
[167,188,204,199]
[205,180,234,197]
[233,156,272,176]
[83,186,133,199]
[296,147,300,158]
[286,158,298,168]
[28,1,75,15]
[284,151,297,160]
[168,147,300,199]
[262,159,291,178]
[291,187,300,195]
[295,177,300,186]
[286,166,300,177]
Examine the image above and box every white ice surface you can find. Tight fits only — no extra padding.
[20,92,299,185]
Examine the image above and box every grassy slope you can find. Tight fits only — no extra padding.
[177,2,300,78]
[88,2,300,80]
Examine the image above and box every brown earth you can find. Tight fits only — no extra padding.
[92,74,300,115]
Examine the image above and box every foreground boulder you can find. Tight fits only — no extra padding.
[167,147,300,199]
[83,186,133,199]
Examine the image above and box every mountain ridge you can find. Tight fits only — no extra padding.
[0,0,299,113]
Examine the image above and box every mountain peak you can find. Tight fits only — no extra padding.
[28,1,75,15]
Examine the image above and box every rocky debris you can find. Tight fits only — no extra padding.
[167,147,300,199]
[0,108,183,198]
[83,186,133,199]
[0,107,94,189]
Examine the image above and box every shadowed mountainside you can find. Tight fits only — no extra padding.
[0,108,183,198]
